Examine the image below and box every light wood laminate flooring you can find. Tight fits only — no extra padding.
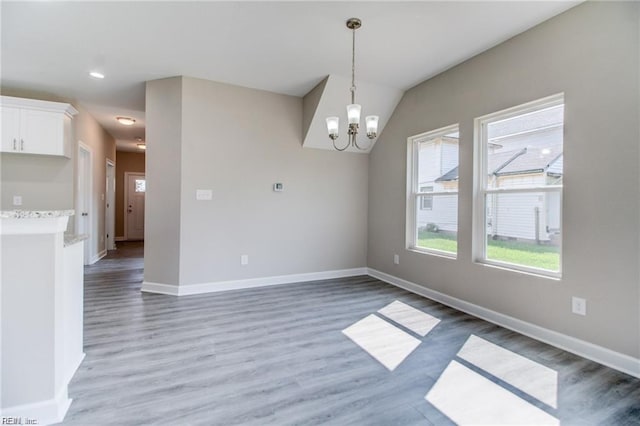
[63,242,640,425]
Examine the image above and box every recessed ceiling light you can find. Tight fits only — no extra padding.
[116,117,136,126]
[89,71,105,79]
[137,144,146,150]
[541,148,551,155]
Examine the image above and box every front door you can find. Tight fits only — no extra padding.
[126,173,145,241]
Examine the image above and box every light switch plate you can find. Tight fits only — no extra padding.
[196,189,213,201]
[273,183,283,192]
[13,195,22,206]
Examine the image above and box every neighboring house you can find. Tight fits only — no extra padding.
[417,136,459,233]
[418,126,563,244]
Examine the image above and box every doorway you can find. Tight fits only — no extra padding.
[105,160,116,250]
[124,172,145,241]
[77,143,93,265]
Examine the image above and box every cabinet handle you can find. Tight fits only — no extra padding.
[20,139,24,151]
[13,139,17,150]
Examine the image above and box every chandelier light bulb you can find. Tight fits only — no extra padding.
[346,104,361,125]
[365,115,379,138]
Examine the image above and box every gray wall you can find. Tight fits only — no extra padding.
[1,155,73,210]
[145,77,183,285]
[368,1,639,358]
[144,76,368,287]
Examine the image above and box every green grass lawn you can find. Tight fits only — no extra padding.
[417,230,560,271]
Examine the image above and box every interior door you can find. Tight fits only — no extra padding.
[77,145,92,264]
[126,173,145,241]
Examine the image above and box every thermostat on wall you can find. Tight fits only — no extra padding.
[273,183,284,192]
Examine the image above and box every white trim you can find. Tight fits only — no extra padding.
[1,95,78,117]
[76,142,93,265]
[64,352,86,389]
[123,172,146,241]
[473,94,565,279]
[406,123,460,257]
[105,159,116,251]
[407,246,457,260]
[367,268,640,378]
[478,258,561,280]
[89,249,107,265]
[484,186,562,195]
[142,268,368,296]
[140,281,180,296]
[115,236,126,242]
[476,93,565,125]
[1,384,72,426]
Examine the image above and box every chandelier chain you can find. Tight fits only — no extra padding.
[351,24,356,104]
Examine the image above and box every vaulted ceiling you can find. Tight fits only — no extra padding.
[1,1,579,151]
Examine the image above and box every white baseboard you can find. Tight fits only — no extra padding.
[142,267,368,296]
[1,384,72,426]
[64,352,86,387]
[141,281,180,296]
[115,236,126,242]
[89,249,107,265]
[367,268,640,378]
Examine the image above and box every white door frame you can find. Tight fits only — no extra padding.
[76,142,94,265]
[123,172,146,241]
[105,159,116,251]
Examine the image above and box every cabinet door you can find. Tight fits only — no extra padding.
[20,109,64,155]
[1,106,21,152]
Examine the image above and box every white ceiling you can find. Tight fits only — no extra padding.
[1,1,580,151]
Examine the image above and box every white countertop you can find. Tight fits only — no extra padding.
[0,210,75,219]
[64,233,88,247]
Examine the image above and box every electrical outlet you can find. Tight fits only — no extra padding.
[13,195,22,206]
[572,297,587,316]
[241,254,249,266]
[393,254,400,265]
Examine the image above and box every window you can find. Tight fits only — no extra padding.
[407,124,459,257]
[420,186,433,210]
[135,179,146,193]
[475,94,563,277]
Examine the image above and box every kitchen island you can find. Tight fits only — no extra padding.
[1,210,86,425]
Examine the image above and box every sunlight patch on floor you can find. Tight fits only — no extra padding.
[426,360,559,425]
[377,300,441,337]
[457,335,558,408]
[342,314,421,371]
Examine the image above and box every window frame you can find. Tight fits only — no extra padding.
[406,123,460,258]
[473,94,564,278]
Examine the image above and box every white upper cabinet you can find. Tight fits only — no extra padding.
[1,96,78,158]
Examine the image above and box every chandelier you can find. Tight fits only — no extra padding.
[326,18,379,151]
